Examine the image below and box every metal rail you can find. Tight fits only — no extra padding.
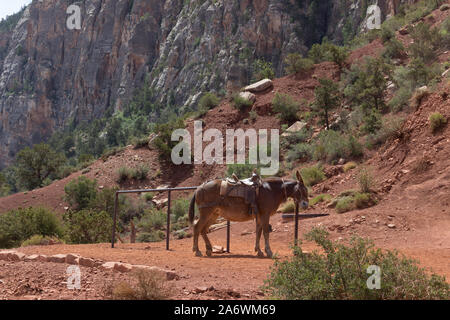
[111,186,232,252]
[111,186,306,252]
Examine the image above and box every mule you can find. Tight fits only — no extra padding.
[188,171,309,257]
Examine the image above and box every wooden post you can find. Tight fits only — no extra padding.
[226,220,230,253]
[294,202,299,246]
[111,192,119,248]
[166,190,171,250]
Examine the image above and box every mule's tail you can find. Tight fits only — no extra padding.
[188,191,196,225]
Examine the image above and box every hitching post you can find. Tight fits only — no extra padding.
[111,192,119,248]
[294,202,299,246]
[166,190,171,250]
[226,220,230,253]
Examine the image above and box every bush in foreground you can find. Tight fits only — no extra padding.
[63,209,112,244]
[0,207,63,249]
[263,228,449,300]
[104,269,173,300]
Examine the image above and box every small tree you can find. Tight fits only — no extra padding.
[64,176,98,211]
[63,209,113,244]
[252,59,275,82]
[313,78,340,130]
[16,143,66,190]
[284,53,314,75]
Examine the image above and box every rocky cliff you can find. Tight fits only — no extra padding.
[0,0,416,167]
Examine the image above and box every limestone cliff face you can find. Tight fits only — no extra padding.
[0,0,416,167]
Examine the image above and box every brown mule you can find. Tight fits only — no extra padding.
[188,171,309,258]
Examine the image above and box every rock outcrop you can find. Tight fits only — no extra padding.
[0,0,418,167]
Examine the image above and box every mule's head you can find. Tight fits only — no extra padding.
[292,171,309,210]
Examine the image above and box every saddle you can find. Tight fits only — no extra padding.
[220,170,262,215]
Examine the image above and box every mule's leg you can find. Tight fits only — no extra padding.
[254,214,264,257]
[261,215,273,258]
[193,208,212,257]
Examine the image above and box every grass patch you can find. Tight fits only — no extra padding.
[299,166,326,187]
[429,112,447,133]
[104,269,173,300]
[343,162,357,172]
[310,194,332,206]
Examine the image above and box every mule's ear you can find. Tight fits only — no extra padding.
[296,170,304,185]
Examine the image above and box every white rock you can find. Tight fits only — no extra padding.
[238,91,256,103]
[281,121,307,137]
[243,79,273,93]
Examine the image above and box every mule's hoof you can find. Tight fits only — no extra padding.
[266,251,273,258]
[206,250,212,257]
[195,251,203,257]
[256,250,265,258]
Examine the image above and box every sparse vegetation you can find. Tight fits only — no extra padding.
[232,94,253,111]
[284,54,314,75]
[429,112,447,133]
[272,93,300,124]
[264,228,450,300]
[300,165,325,187]
[104,269,173,300]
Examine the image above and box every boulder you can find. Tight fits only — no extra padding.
[243,79,273,93]
[114,262,132,273]
[6,251,25,261]
[131,265,179,281]
[440,4,450,11]
[0,251,14,261]
[281,121,307,137]
[79,257,95,268]
[239,91,256,104]
[65,253,80,265]
[37,255,48,262]
[100,262,116,271]
[48,254,67,263]
[212,245,225,253]
[24,254,40,262]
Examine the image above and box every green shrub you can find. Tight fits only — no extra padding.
[141,193,154,202]
[131,136,149,149]
[63,209,113,244]
[272,93,299,124]
[226,163,258,179]
[21,235,64,247]
[64,176,98,210]
[358,167,374,193]
[335,196,355,213]
[310,194,332,206]
[409,22,443,63]
[429,112,447,133]
[135,165,149,180]
[287,143,313,163]
[252,59,275,82]
[343,162,357,172]
[284,54,314,75]
[232,94,253,111]
[172,198,190,221]
[300,166,325,187]
[198,92,220,112]
[365,117,404,148]
[138,210,167,232]
[0,207,63,249]
[382,38,406,60]
[137,230,166,243]
[354,192,376,209]
[280,200,296,213]
[389,87,413,112]
[264,228,450,300]
[153,118,185,162]
[313,131,363,163]
[117,167,132,183]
